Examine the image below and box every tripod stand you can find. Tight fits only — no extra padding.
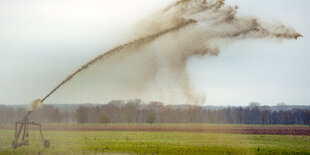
[11,111,50,149]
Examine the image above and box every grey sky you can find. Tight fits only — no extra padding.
[0,0,309,106]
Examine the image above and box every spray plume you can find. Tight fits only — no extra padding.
[41,19,197,102]
[29,99,43,111]
[42,0,302,104]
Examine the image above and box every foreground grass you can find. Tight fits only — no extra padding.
[0,129,309,155]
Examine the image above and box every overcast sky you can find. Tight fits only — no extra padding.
[0,0,309,106]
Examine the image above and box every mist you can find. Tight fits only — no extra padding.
[45,0,301,105]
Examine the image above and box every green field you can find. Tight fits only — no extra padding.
[0,125,309,155]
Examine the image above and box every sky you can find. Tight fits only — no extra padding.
[0,0,309,106]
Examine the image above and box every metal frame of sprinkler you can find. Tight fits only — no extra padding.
[12,81,57,149]
[11,108,50,149]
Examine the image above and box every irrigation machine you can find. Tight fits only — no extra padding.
[11,100,50,149]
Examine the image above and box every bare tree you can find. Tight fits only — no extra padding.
[146,112,156,125]
[99,112,110,125]
[76,106,89,124]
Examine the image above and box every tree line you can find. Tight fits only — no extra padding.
[0,100,309,125]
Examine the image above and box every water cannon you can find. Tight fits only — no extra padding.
[11,99,50,149]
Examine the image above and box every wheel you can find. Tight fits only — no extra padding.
[11,140,18,149]
[44,139,50,148]
[23,140,29,145]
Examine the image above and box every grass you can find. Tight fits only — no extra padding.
[0,125,309,154]
[3,123,308,131]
